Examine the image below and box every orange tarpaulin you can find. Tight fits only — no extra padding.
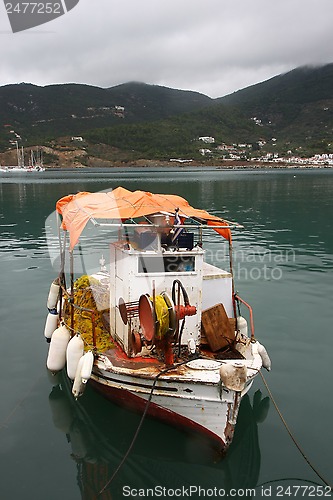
[56,187,232,249]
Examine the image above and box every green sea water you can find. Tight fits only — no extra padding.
[0,168,332,499]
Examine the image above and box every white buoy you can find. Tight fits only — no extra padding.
[72,355,85,399]
[257,341,272,371]
[46,324,71,372]
[81,351,94,384]
[44,310,59,342]
[237,316,248,337]
[47,279,60,310]
[66,335,84,380]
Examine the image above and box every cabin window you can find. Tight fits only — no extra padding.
[138,255,195,274]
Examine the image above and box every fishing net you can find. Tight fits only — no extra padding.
[63,275,113,352]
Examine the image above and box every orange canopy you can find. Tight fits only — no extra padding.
[56,187,232,249]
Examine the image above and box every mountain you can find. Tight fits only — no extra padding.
[217,64,333,151]
[1,64,333,159]
[0,81,213,149]
[105,81,214,119]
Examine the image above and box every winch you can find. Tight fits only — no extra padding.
[137,280,197,364]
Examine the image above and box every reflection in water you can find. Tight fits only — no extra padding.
[48,372,269,499]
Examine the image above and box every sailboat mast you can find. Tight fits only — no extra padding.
[15,141,20,168]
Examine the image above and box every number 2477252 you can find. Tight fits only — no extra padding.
[5,3,62,14]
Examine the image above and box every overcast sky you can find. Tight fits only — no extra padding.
[0,0,332,98]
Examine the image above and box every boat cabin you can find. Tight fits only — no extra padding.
[108,216,233,357]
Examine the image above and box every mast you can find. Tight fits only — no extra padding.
[15,141,20,168]
[15,140,24,168]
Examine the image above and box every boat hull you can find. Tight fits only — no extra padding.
[89,364,254,453]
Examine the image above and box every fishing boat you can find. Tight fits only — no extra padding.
[44,187,271,453]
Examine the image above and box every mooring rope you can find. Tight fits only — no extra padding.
[260,372,333,490]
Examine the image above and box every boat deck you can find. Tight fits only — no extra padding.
[95,338,261,386]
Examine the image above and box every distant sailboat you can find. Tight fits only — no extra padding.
[29,148,45,172]
[0,141,45,174]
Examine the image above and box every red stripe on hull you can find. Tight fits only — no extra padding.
[89,379,227,453]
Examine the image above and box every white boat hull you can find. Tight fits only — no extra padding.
[89,350,261,451]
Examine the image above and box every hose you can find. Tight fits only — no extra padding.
[172,279,188,356]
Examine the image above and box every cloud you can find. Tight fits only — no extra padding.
[0,0,333,97]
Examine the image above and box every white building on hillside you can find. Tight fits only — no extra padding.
[198,136,215,144]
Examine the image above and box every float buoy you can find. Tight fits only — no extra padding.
[237,316,248,337]
[257,341,271,371]
[47,279,60,311]
[81,351,94,384]
[66,335,84,380]
[44,310,59,342]
[72,355,85,399]
[46,324,71,372]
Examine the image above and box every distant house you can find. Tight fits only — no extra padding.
[113,106,125,118]
[71,136,84,142]
[199,148,212,156]
[217,144,236,152]
[198,136,215,144]
[251,117,263,126]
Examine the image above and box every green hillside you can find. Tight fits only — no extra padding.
[86,105,265,160]
[218,64,333,153]
[0,81,213,150]
[1,64,333,159]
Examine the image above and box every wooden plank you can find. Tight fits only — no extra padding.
[201,318,236,345]
[201,303,235,352]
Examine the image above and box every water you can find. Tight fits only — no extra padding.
[0,168,332,499]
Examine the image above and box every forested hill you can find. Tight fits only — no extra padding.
[1,64,333,161]
[217,64,333,147]
[0,81,214,148]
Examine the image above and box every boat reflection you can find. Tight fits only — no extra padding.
[48,372,270,499]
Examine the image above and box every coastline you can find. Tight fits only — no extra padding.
[45,158,333,170]
[1,143,332,171]
[2,149,333,172]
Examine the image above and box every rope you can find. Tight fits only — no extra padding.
[97,360,190,498]
[260,372,333,490]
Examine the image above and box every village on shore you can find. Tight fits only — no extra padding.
[192,136,333,168]
[1,132,333,170]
